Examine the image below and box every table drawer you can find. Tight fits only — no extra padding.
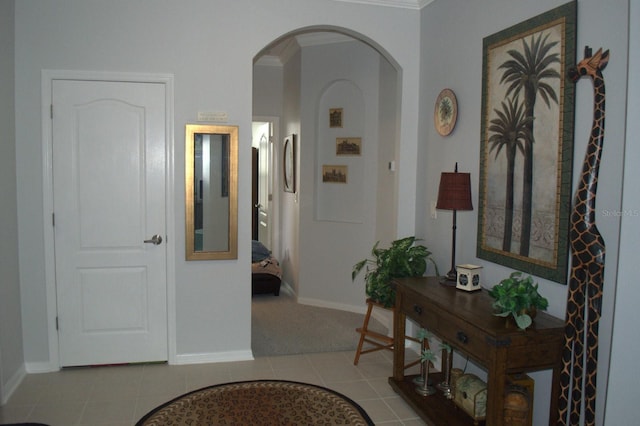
[437,314,488,362]
[400,296,438,328]
[401,295,487,362]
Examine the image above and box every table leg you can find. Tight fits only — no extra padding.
[393,306,406,380]
[485,353,508,426]
[549,364,562,424]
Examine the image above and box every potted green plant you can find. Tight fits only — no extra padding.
[488,271,549,330]
[352,236,438,308]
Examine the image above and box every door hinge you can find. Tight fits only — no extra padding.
[52,213,55,227]
[56,316,59,330]
[50,104,53,119]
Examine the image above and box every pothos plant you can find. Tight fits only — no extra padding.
[352,236,439,308]
[488,271,549,330]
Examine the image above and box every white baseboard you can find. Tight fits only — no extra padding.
[279,281,295,296]
[25,361,59,374]
[173,350,254,365]
[1,364,26,405]
[296,297,397,335]
[296,297,367,315]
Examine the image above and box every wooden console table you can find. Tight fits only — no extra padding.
[390,276,565,425]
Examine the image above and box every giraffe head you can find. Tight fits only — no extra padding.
[569,46,610,82]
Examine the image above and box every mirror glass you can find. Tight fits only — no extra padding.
[185,124,238,260]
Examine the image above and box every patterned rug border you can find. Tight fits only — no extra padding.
[135,379,374,425]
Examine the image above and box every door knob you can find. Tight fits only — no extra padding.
[144,234,163,245]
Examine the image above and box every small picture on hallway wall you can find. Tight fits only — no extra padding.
[476,1,577,284]
[336,137,361,156]
[329,108,343,128]
[322,165,347,183]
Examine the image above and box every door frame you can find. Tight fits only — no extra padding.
[252,115,279,254]
[41,70,176,370]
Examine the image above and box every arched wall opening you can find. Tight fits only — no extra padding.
[252,26,402,316]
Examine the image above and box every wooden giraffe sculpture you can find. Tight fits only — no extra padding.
[557,46,609,426]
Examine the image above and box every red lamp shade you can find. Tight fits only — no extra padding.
[436,172,473,211]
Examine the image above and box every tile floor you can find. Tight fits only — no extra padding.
[0,350,428,425]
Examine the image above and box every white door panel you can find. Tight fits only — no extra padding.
[53,79,167,366]
[255,121,272,249]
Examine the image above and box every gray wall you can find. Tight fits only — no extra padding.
[298,40,390,308]
[418,0,635,424]
[0,0,24,404]
[605,0,640,422]
[13,0,421,369]
[4,0,637,421]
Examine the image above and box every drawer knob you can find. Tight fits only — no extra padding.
[457,331,468,344]
[413,304,423,315]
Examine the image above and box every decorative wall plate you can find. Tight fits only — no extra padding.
[434,88,458,136]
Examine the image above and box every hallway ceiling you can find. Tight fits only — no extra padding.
[255,0,434,66]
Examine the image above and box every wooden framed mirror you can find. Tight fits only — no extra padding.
[185,124,238,260]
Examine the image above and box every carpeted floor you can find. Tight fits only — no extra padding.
[136,380,374,425]
[251,292,389,357]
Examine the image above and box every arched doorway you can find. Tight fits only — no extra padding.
[251,28,402,354]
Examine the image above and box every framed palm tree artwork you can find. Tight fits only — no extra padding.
[477,1,577,284]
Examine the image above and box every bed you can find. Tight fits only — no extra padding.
[252,240,282,296]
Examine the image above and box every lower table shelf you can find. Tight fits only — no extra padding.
[388,373,484,426]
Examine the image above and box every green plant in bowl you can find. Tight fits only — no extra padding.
[352,236,438,308]
[488,271,549,330]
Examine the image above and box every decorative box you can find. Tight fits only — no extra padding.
[456,264,483,292]
[453,373,487,422]
[505,373,534,426]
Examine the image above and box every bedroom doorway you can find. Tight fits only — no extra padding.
[252,117,278,251]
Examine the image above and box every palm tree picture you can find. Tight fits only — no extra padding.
[477,1,577,284]
[488,96,532,252]
[498,33,560,257]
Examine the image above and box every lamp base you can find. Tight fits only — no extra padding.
[439,270,457,286]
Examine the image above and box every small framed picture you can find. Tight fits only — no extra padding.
[336,137,361,156]
[322,165,347,183]
[329,108,343,128]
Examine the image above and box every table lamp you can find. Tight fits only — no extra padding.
[436,163,473,284]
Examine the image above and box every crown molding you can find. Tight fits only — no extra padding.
[333,0,434,9]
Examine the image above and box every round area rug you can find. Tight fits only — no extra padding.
[136,380,374,425]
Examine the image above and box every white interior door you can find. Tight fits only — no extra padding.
[254,121,273,249]
[52,79,168,367]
